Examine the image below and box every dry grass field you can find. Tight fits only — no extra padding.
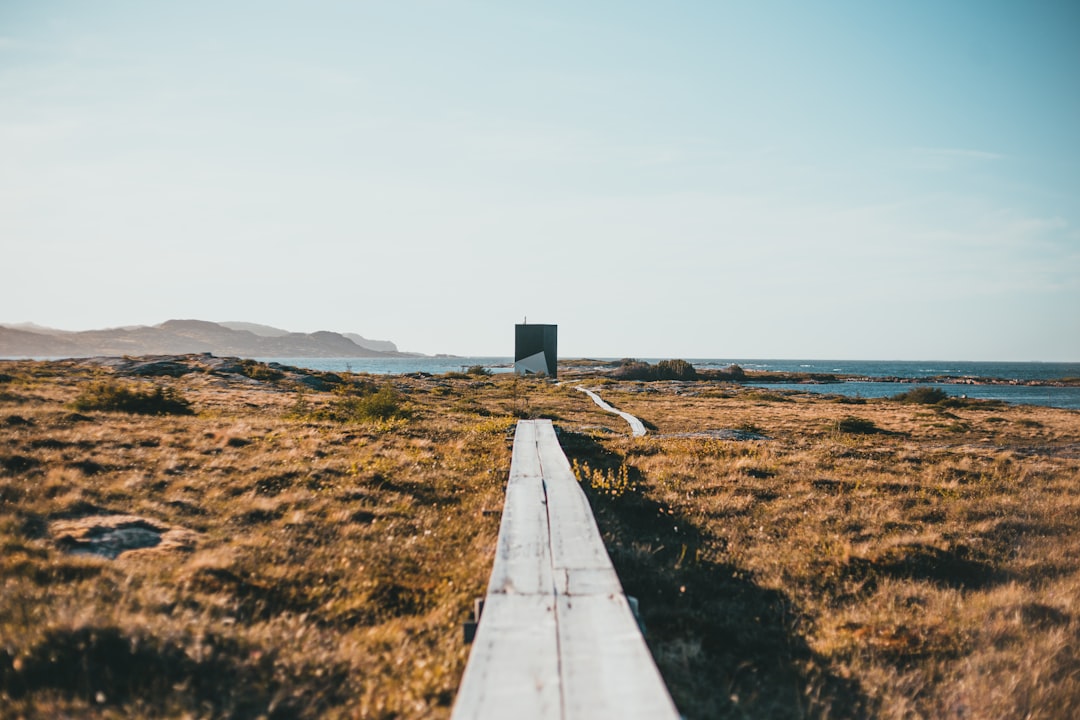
[1,357,1078,718]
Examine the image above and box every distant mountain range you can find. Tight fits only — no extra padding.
[0,320,418,359]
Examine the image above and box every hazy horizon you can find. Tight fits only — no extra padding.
[3,318,1078,364]
[3,2,1078,360]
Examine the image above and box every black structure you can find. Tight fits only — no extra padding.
[514,324,557,378]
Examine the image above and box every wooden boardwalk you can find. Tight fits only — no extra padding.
[451,420,679,720]
[575,386,647,437]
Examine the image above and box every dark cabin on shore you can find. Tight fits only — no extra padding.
[514,323,557,378]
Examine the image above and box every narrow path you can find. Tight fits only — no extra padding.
[574,387,647,437]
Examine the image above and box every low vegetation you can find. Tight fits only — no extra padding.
[563,379,1080,719]
[613,358,698,381]
[71,381,194,416]
[441,366,493,380]
[1,358,1077,718]
[237,358,285,382]
[316,383,409,423]
[834,415,882,434]
[892,386,950,404]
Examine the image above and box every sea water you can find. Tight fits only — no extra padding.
[690,359,1080,383]
[261,357,1080,410]
[742,380,1080,410]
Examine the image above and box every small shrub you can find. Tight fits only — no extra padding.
[612,361,655,381]
[893,386,949,404]
[355,384,406,421]
[655,359,697,381]
[238,360,284,382]
[612,359,697,381]
[287,390,311,418]
[444,366,492,379]
[71,382,193,415]
[333,377,377,396]
[316,384,407,423]
[835,416,880,434]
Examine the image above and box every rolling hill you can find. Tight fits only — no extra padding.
[0,320,414,358]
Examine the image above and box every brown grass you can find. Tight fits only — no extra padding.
[1,360,1078,718]
[566,379,1080,719]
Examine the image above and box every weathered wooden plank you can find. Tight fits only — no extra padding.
[453,422,561,720]
[508,418,542,480]
[485,422,553,595]
[551,566,622,597]
[537,419,678,718]
[557,594,681,720]
[534,423,620,589]
[451,593,561,720]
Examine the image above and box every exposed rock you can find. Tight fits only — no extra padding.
[51,515,198,559]
[126,359,198,377]
[659,429,770,441]
[295,375,333,391]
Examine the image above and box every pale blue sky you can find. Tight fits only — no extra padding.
[2,1,1078,359]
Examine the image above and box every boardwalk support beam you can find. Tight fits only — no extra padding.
[463,598,485,644]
